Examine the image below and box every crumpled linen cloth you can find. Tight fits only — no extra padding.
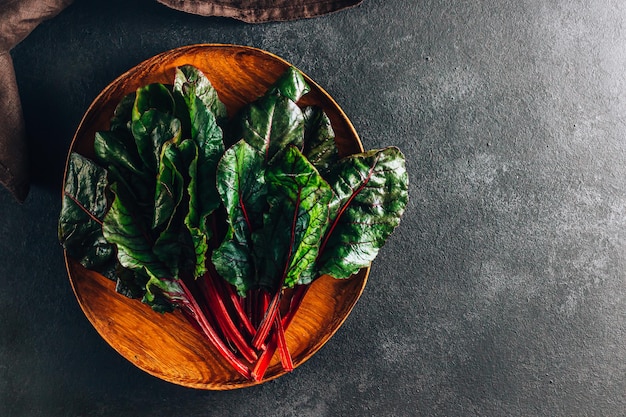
[156,0,363,23]
[0,0,362,201]
[0,0,73,202]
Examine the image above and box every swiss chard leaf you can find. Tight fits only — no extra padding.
[93,129,153,209]
[59,152,116,279]
[174,65,225,235]
[131,109,182,174]
[268,66,310,102]
[302,106,339,175]
[153,140,187,230]
[144,271,184,313]
[253,145,333,289]
[174,65,228,126]
[187,101,224,232]
[236,67,309,162]
[173,66,227,276]
[317,147,409,278]
[94,130,145,179]
[102,181,173,279]
[182,140,211,278]
[153,139,198,277]
[212,140,267,295]
[132,83,175,121]
[110,92,136,132]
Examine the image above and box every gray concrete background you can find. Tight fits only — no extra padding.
[2,0,625,415]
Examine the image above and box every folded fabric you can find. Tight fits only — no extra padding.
[156,0,363,23]
[0,51,28,202]
[0,0,73,202]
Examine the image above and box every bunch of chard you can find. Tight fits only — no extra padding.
[59,65,408,381]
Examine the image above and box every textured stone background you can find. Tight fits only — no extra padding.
[2,0,625,415]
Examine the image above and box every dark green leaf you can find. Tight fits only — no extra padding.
[236,67,309,162]
[132,83,175,121]
[269,66,310,103]
[94,130,150,183]
[212,140,267,295]
[317,147,409,278]
[241,95,304,162]
[131,109,182,174]
[102,182,172,279]
[110,92,136,132]
[182,140,210,278]
[153,139,198,277]
[174,65,228,125]
[302,106,339,175]
[253,146,333,289]
[173,66,225,233]
[59,153,116,279]
[189,103,224,229]
[153,140,187,230]
[144,272,183,313]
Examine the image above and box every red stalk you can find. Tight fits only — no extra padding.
[216,277,256,338]
[251,334,275,381]
[202,275,258,363]
[178,279,251,380]
[274,315,293,372]
[245,289,253,327]
[252,289,281,350]
[261,290,271,315]
[283,285,309,326]
[251,286,308,381]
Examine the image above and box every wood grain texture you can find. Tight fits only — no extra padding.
[64,44,369,390]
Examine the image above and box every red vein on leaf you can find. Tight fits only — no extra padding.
[64,192,103,225]
[319,155,380,255]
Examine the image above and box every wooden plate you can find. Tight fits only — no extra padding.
[64,44,369,390]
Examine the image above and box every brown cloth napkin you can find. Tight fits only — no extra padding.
[0,0,73,202]
[156,0,363,23]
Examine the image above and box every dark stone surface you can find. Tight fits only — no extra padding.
[2,0,625,415]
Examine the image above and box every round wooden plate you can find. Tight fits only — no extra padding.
[64,44,369,390]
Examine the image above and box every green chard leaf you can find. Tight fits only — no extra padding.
[175,82,225,230]
[93,130,154,210]
[153,139,199,277]
[235,67,310,162]
[174,65,228,126]
[212,140,267,295]
[317,147,409,278]
[153,140,188,230]
[174,65,227,275]
[144,271,184,313]
[269,66,311,102]
[102,181,173,279]
[94,130,145,179]
[131,109,183,175]
[59,152,116,279]
[182,139,212,278]
[132,83,175,121]
[302,106,339,175]
[110,92,136,132]
[253,145,333,290]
